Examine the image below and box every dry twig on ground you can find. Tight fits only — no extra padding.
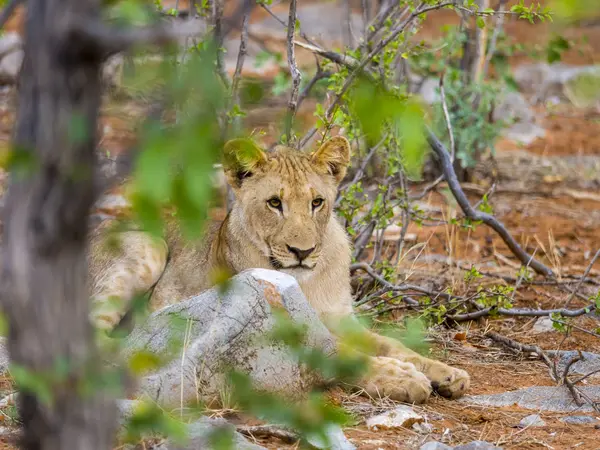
[237,425,298,444]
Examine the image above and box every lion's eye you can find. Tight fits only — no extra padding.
[312,198,324,209]
[267,197,282,210]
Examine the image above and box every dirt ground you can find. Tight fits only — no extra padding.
[1,2,600,450]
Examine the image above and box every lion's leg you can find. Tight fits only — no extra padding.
[337,342,431,404]
[89,230,168,330]
[365,329,470,399]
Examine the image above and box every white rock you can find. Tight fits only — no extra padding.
[532,316,554,333]
[0,33,21,58]
[123,269,336,407]
[420,442,453,450]
[517,414,545,428]
[0,49,23,84]
[502,122,545,145]
[418,77,441,104]
[306,423,356,450]
[366,405,424,430]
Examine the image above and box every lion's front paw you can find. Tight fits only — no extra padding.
[360,357,432,404]
[426,362,470,399]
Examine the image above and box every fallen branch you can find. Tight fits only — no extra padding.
[485,331,555,373]
[486,331,600,412]
[448,303,595,322]
[236,425,298,444]
[426,129,554,277]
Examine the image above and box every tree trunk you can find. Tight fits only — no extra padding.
[1,0,116,448]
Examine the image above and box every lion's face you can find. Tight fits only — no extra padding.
[223,137,351,278]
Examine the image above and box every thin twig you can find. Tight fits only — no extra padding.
[426,128,554,277]
[228,6,250,135]
[283,0,301,146]
[299,1,455,149]
[563,248,600,308]
[481,0,507,79]
[439,72,455,161]
[485,331,555,373]
[561,351,585,406]
[212,0,229,88]
[296,60,331,115]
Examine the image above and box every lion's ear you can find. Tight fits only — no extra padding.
[310,136,351,184]
[223,138,267,187]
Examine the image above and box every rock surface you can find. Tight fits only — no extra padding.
[555,351,600,378]
[513,62,600,105]
[0,338,8,374]
[517,414,545,428]
[123,269,337,407]
[454,442,503,450]
[366,405,424,430]
[559,415,599,425]
[0,49,22,84]
[305,423,356,450]
[146,416,266,450]
[532,316,555,333]
[0,33,21,58]
[420,442,453,450]
[460,385,600,413]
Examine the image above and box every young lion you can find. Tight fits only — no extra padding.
[90,136,470,404]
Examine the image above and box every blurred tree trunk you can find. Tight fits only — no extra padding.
[1,0,116,448]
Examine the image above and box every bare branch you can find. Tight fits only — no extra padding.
[68,18,203,58]
[485,331,555,372]
[448,303,595,322]
[283,0,301,145]
[426,128,554,277]
[300,1,455,148]
[563,248,600,308]
[212,0,229,88]
[228,7,251,134]
[296,64,331,112]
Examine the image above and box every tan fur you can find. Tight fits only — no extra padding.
[89,136,470,403]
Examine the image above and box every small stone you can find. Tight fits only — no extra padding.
[412,421,434,434]
[532,316,555,333]
[0,33,21,58]
[116,399,140,426]
[517,414,545,428]
[159,417,266,450]
[502,122,546,146]
[0,50,23,84]
[420,442,453,450]
[366,405,424,430]
[306,423,355,450]
[454,441,503,450]
[559,415,599,425]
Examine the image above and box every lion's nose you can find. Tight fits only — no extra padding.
[286,245,315,262]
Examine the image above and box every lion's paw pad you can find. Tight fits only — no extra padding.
[362,357,432,404]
